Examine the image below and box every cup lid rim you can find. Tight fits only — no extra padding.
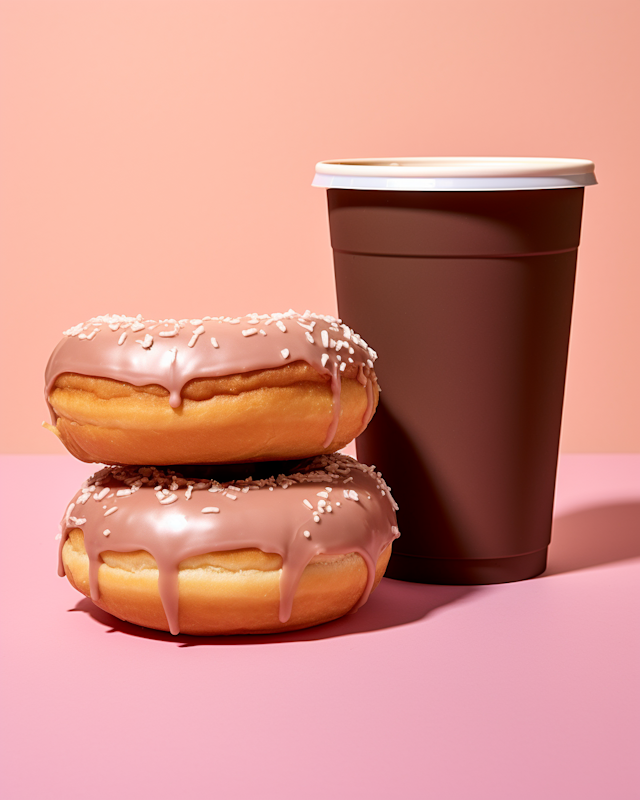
[314,157,595,179]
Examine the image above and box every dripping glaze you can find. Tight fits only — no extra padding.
[45,311,378,449]
[59,454,400,635]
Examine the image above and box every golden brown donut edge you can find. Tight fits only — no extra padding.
[46,362,379,464]
[62,530,392,636]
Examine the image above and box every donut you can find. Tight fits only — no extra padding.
[44,311,379,465]
[58,454,400,635]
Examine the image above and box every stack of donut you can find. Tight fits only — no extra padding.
[46,311,399,635]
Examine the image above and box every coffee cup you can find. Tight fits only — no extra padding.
[314,157,596,584]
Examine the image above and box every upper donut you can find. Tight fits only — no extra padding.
[44,311,380,465]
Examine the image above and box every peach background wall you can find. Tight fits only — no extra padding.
[1,0,638,453]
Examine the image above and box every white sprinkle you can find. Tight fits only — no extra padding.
[202,507,220,514]
[108,322,120,331]
[367,359,374,369]
[321,353,330,368]
[344,489,360,501]
[224,493,237,500]
[321,330,329,348]
[131,321,145,332]
[76,493,90,505]
[276,320,287,332]
[69,516,86,525]
[94,487,110,501]
[159,329,177,337]
[325,505,332,513]
[281,348,290,359]
[313,514,321,523]
[340,362,347,372]
[305,331,315,345]
[118,332,127,346]
[55,533,62,541]
[317,499,327,508]
[116,489,132,497]
[188,325,205,347]
[64,323,85,337]
[159,493,179,505]
[259,329,267,336]
[136,334,153,349]
[335,501,341,507]
[242,328,258,337]
[317,491,329,498]
[167,347,177,364]
[303,530,311,539]
[104,507,118,517]
[297,319,315,332]
[211,337,219,348]
[185,486,193,500]
[303,499,314,509]
[103,529,111,536]
[190,319,202,326]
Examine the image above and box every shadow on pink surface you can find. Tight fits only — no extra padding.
[69,579,479,646]
[68,500,640,643]
[545,501,640,576]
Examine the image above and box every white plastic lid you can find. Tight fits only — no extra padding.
[313,157,597,191]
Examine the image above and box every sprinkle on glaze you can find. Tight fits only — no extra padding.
[45,311,378,449]
[58,455,399,635]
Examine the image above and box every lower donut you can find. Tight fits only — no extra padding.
[58,455,400,636]
[62,532,392,635]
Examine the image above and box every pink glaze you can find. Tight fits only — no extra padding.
[59,454,400,635]
[45,311,378,448]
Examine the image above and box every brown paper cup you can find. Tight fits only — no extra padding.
[314,157,596,584]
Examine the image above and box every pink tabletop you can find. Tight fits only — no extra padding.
[1,454,638,799]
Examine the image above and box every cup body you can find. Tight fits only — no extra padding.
[322,176,590,584]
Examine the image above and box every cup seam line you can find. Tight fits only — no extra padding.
[332,247,578,259]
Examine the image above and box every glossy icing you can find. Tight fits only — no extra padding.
[45,311,378,448]
[59,455,400,635]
